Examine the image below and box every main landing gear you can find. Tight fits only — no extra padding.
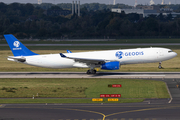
[158,62,163,69]
[86,69,97,74]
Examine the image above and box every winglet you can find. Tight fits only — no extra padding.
[67,50,72,53]
[60,53,66,57]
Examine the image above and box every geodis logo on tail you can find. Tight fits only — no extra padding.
[115,51,144,59]
[13,41,22,50]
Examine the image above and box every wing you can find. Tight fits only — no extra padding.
[60,53,106,65]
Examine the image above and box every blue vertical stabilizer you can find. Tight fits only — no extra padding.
[4,34,38,56]
[67,50,72,53]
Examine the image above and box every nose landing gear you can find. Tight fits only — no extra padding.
[158,62,163,69]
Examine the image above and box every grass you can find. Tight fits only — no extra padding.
[0,49,180,72]
[0,78,169,99]
[0,98,144,104]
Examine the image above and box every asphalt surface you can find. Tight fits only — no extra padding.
[0,72,180,78]
[1,102,180,120]
[1,73,180,120]
[164,79,180,100]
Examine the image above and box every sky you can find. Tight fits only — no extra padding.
[0,0,180,6]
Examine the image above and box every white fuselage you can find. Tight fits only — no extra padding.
[8,47,177,69]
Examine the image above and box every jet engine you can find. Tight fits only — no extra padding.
[101,61,120,70]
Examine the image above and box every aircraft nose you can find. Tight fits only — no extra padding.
[173,52,177,57]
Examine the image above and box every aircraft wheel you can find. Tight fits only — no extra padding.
[92,70,96,74]
[86,70,91,74]
[86,70,96,74]
[158,62,163,69]
[158,66,161,69]
[158,65,163,69]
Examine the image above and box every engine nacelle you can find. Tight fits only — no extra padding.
[101,61,120,70]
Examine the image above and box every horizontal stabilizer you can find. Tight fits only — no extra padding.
[8,56,26,62]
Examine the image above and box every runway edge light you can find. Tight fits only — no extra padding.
[108,84,112,87]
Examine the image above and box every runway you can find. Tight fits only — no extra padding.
[0,72,180,79]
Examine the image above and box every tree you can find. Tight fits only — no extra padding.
[157,13,165,22]
[167,13,173,21]
[0,2,7,13]
[24,3,34,16]
[49,6,62,10]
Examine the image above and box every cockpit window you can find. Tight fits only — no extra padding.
[168,51,173,53]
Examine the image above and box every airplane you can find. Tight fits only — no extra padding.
[4,34,177,74]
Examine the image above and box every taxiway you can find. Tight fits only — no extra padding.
[1,102,180,120]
